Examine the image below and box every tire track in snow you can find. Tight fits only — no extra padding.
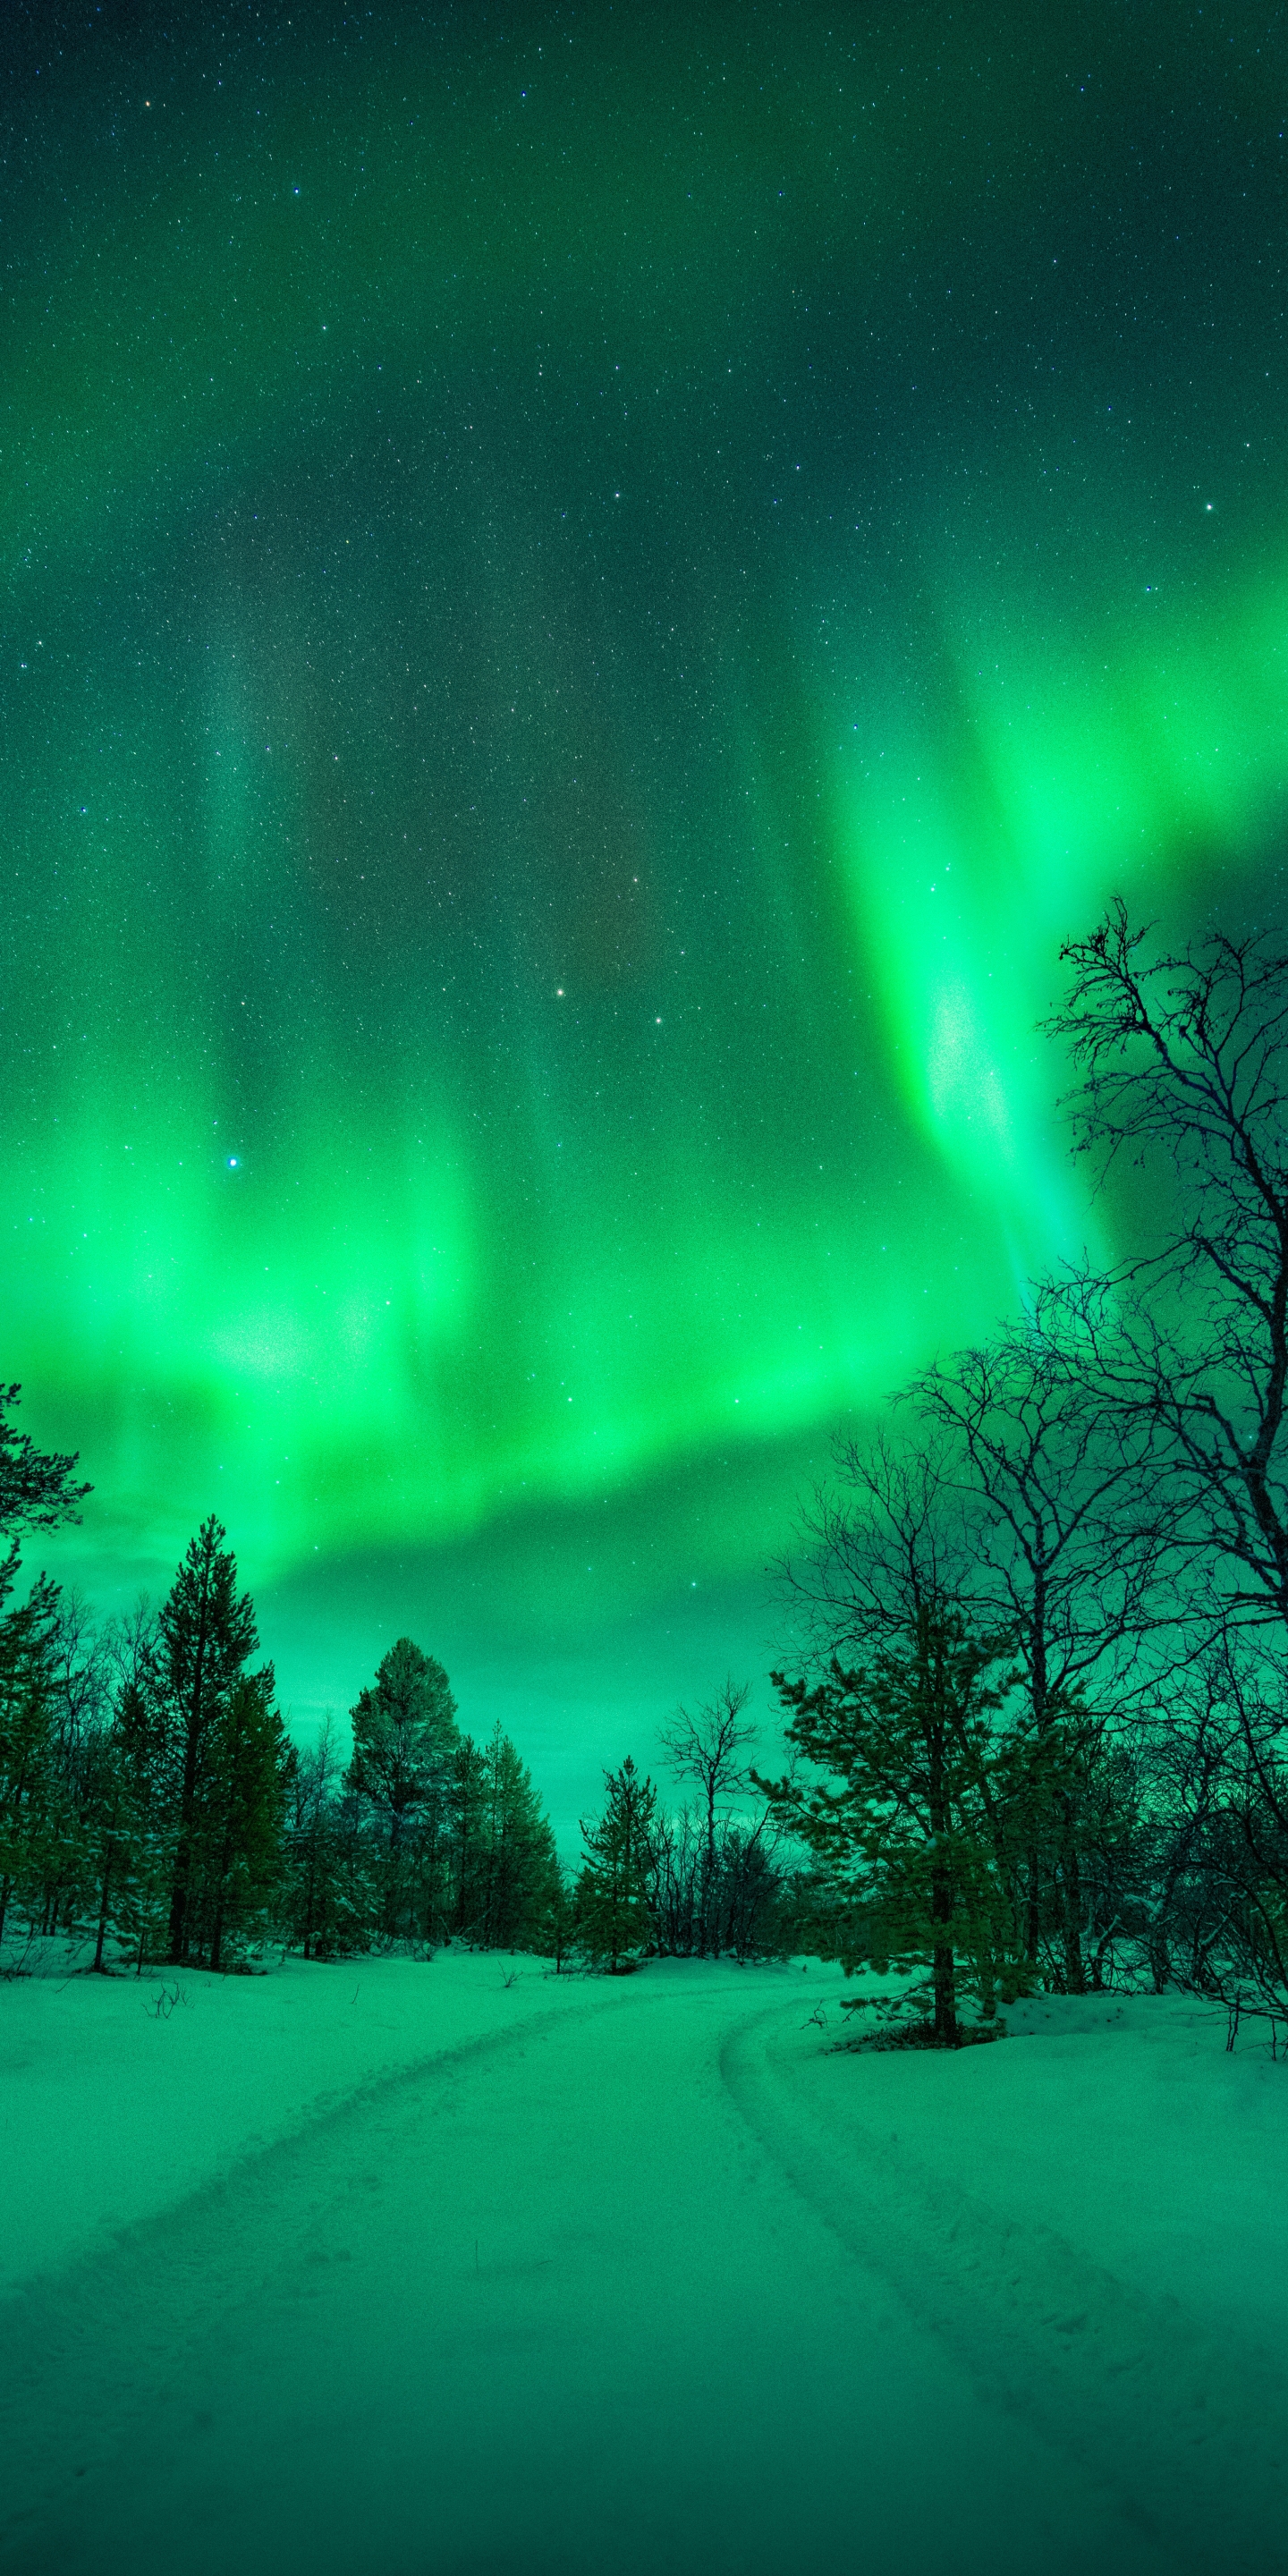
[718,2004,1285,2576]
[0,1979,620,2558]
[0,1970,1250,2576]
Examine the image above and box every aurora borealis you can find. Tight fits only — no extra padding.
[6,3,1288,1822]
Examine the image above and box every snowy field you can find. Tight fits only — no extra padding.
[1,1952,1284,2575]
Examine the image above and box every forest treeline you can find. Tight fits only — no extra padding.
[0,1491,795,1972]
[754,906,1288,2040]
[4,905,1288,2032]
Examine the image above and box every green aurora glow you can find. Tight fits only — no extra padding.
[5,4,1287,1807]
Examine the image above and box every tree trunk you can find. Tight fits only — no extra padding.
[927,1685,958,2045]
[209,1846,231,1970]
[930,1884,959,2041]
[977,1939,997,2021]
[1058,1794,1087,1994]
[92,1850,114,1972]
[167,1626,208,1965]
[1025,1854,1042,1969]
[1025,1567,1050,1971]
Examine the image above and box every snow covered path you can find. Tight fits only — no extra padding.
[1,1960,1280,2575]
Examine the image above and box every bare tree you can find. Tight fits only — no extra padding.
[1051,901,1288,1638]
[1145,1640,1288,2022]
[659,1680,757,1953]
[909,1296,1167,1990]
[38,1590,114,1939]
[1048,903,1288,2017]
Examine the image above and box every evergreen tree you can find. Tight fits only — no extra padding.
[475,1724,563,1948]
[536,1863,579,1972]
[83,1676,173,1979]
[346,1638,459,1942]
[102,1607,175,1976]
[763,1610,1013,2039]
[761,1440,1018,2039]
[0,1382,90,1597]
[35,1591,113,1941]
[331,1775,381,1950]
[284,1718,368,1959]
[82,1707,139,1975]
[576,1757,657,1969]
[0,1382,91,1957]
[158,1518,263,1965]
[0,1579,61,1953]
[201,1668,290,1970]
[445,1732,489,1938]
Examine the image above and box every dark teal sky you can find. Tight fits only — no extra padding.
[6,1,1287,1837]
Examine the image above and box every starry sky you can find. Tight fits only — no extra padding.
[5,1,1287,1837]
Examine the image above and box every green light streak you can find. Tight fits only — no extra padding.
[4,4,1285,1659]
[838,538,1288,1279]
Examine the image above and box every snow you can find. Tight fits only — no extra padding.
[0,1950,567,2300]
[1,1955,1284,2574]
[802,1989,1288,2348]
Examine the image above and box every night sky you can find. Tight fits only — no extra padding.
[6,2,1287,1837]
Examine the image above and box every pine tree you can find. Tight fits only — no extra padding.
[576,1757,657,1970]
[762,1606,1013,2041]
[0,1382,90,1596]
[158,1518,262,1965]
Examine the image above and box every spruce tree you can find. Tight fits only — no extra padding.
[475,1724,563,1948]
[104,1610,174,1976]
[537,1864,579,1973]
[82,1710,137,1974]
[36,1593,113,1943]
[202,1669,290,1970]
[0,1382,90,1957]
[79,1662,174,1978]
[158,1518,262,1965]
[576,1757,657,1969]
[346,1638,459,1943]
[446,1733,488,1937]
[0,1579,61,1953]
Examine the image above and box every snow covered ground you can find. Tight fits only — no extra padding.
[1,1953,1283,2574]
